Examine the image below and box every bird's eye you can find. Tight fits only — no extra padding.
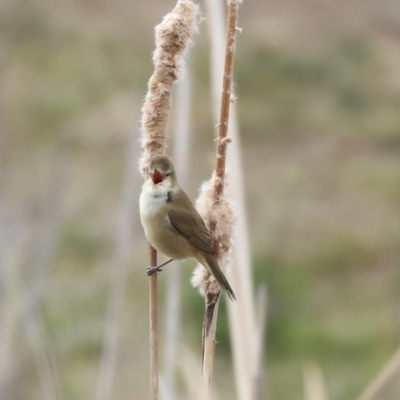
[166,172,171,177]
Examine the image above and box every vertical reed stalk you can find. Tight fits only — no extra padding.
[302,362,329,400]
[96,131,139,400]
[201,295,220,400]
[205,0,263,398]
[149,246,158,400]
[139,2,199,399]
[213,0,239,199]
[162,65,193,400]
[199,1,241,398]
[178,345,202,400]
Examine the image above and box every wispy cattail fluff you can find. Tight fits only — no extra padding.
[191,173,237,297]
[139,0,200,177]
[191,0,240,300]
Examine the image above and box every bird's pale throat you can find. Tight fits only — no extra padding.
[152,169,164,185]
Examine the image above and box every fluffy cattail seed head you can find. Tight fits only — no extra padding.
[139,0,200,177]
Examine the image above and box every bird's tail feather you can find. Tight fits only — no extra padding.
[203,253,236,301]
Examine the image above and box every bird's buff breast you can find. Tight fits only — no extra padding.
[139,184,193,259]
[139,184,168,233]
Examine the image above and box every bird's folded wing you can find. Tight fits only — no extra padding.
[168,209,215,254]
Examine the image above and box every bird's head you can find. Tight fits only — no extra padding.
[148,155,177,187]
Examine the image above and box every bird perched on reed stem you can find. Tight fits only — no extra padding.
[139,155,235,300]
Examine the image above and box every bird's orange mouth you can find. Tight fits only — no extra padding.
[152,169,164,185]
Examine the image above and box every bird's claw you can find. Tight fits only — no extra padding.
[147,266,163,276]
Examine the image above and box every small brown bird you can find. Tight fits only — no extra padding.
[139,155,235,300]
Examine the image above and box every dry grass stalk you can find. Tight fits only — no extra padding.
[162,66,193,400]
[191,0,241,398]
[200,294,220,400]
[302,362,329,400]
[212,0,239,199]
[26,314,61,400]
[23,153,66,400]
[204,0,261,398]
[149,245,159,400]
[96,132,139,400]
[356,346,400,400]
[139,2,199,399]
[177,345,202,400]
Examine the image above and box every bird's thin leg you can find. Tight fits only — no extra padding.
[147,258,174,276]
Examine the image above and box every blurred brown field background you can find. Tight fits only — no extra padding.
[1,0,400,399]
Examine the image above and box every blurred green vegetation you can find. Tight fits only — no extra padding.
[234,37,400,147]
[1,1,400,399]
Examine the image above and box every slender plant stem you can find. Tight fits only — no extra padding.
[201,295,220,399]
[96,131,139,400]
[162,66,192,399]
[201,1,240,398]
[149,245,158,400]
[141,2,199,398]
[302,362,329,400]
[213,0,239,199]
[206,0,260,398]
[357,346,400,400]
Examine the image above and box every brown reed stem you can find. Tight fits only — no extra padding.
[149,245,158,400]
[139,2,199,399]
[201,0,240,397]
[213,0,238,200]
[201,294,220,399]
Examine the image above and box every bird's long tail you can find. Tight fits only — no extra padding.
[202,253,236,301]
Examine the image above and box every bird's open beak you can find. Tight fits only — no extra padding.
[151,169,164,185]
